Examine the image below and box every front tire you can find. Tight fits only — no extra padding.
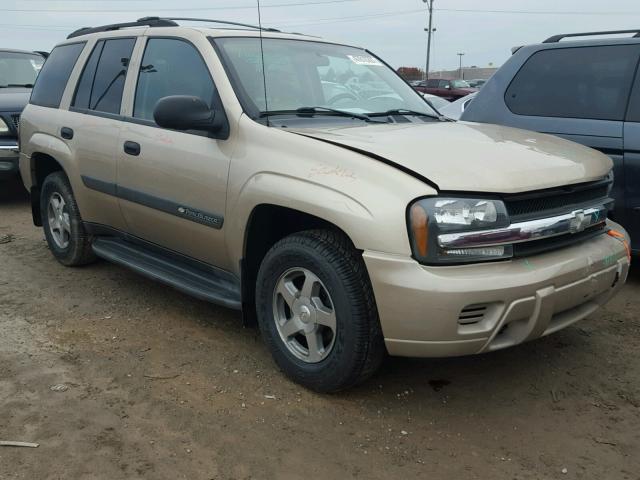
[256,229,385,392]
[40,171,96,266]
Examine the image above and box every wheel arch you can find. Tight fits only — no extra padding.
[29,152,66,226]
[240,203,357,326]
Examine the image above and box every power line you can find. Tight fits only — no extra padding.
[0,0,360,13]
[436,7,640,16]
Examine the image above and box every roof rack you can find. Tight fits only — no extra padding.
[66,16,280,39]
[67,17,178,39]
[543,29,640,43]
[156,17,280,33]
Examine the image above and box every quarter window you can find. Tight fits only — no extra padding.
[133,38,215,121]
[72,38,135,114]
[30,43,85,108]
[505,45,640,121]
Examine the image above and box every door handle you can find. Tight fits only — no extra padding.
[60,127,74,140]
[123,141,141,156]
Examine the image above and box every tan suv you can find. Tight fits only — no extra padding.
[19,18,631,392]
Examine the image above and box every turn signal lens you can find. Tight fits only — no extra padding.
[410,203,429,258]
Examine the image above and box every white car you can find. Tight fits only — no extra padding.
[439,92,477,119]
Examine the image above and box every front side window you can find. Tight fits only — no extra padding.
[438,80,450,88]
[133,38,215,121]
[0,51,43,88]
[506,45,640,121]
[30,43,84,108]
[73,38,135,114]
[213,37,436,117]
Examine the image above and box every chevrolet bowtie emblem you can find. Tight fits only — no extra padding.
[569,209,590,234]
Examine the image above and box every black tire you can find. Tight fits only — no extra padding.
[40,171,96,266]
[256,229,385,393]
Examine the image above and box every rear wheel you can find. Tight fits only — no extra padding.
[256,229,385,392]
[40,172,96,266]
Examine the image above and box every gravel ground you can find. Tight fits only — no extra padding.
[1,178,639,480]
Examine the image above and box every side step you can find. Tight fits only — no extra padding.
[92,237,242,310]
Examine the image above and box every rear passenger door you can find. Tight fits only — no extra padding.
[67,37,137,231]
[624,72,640,250]
[116,36,233,269]
[500,44,640,226]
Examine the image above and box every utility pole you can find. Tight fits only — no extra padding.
[457,52,465,79]
[423,0,434,80]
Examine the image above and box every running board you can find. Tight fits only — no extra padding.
[92,237,242,310]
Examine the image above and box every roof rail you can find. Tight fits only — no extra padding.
[66,16,281,39]
[543,29,640,43]
[66,17,178,39]
[155,17,281,32]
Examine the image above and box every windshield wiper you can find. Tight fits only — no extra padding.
[260,107,384,123]
[367,109,440,119]
[0,83,34,88]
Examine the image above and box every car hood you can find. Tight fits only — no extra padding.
[288,121,612,193]
[0,88,31,112]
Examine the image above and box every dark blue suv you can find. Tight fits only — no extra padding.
[0,49,45,181]
[462,29,640,253]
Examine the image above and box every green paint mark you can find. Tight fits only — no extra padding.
[602,254,616,267]
[523,259,535,271]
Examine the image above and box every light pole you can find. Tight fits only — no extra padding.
[422,0,434,80]
[457,52,465,79]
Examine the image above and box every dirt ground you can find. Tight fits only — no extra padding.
[0,178,639,480]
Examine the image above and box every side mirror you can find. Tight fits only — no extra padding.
[153,95,222,133]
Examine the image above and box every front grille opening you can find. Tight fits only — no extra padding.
[458,304,488,325]
[11,114,20,131]
[504,179,611,222]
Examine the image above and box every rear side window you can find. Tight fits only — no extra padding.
[505,45,640,121]
[133,38,215,121]
[72,38,135,114]
[627,72,640,122]
[30,42,85,108]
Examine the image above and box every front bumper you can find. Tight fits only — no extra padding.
[0,140,19,179]
[364,222,630,358]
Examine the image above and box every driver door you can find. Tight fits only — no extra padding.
[116,36,233,269]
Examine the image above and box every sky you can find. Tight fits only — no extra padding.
[1,0,640,71]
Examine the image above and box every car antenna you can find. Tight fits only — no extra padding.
[257,0,270,126]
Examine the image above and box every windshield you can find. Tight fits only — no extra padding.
[213,37,437,118]
[0,51,43,87]
[451,80,471,88]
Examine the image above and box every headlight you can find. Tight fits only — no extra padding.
[0,118,9,136]
[408,197,512,264]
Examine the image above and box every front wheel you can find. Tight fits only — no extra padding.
[40,171,96,266]
[256,229,385,392]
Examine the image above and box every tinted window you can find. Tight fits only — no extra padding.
[30,43,84,108]
[73,38,135,114]
[506,45,640,121]
[426,79,439,88]
[134,39,214,121]
[72,41,104,109]
[627,72,640,122]
[0,51,44,87]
